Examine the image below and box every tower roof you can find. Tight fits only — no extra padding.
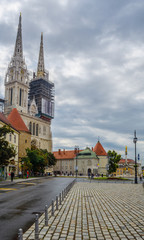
[7,108,30,133]
[37,33,45,77]
[93,141,107,156]
[14,13,23,58]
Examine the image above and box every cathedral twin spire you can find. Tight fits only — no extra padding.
[14,13,23,58]
[14,13,45,77]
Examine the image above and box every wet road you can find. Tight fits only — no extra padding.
[0,177,74,240]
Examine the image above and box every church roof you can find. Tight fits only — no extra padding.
[7,108,30,133]
[93,141,107,156]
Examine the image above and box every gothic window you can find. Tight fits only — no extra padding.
[14,135,16,143]
[29,122,32,133]
[19,88,22,106]
[33,123,35,135]
[43,126,46,135]
[36,124,38,136]
[10,88,13,105]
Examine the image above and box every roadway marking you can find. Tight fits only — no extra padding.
[0,188,17,191]
[17,182,36,185]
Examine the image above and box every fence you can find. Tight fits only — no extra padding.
[18,179,76,240]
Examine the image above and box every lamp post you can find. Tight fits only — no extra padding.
[133,130,138,184]
[75,146,79,178]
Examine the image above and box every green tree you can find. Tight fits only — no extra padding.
[0,125,16,166]
[40,149,57,167]
[108,150,121,174]
[22,148,57,175]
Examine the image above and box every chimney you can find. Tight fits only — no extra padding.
[58,149,61,155]
[92,147,93,151]
[63,149,65,154]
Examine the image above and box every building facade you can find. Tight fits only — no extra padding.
[4,14,54,153]
[53,141,108,176]
[0,113,19,178]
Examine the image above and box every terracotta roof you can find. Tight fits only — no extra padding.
[8,108,30,133]
[119,159,135,164]
[93,141,107,156]
[53,149,80,160]
[0,112,11,126]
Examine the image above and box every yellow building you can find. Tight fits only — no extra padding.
[0,112,19,178]
[7,108,31,173]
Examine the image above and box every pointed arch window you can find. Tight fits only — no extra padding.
[36,124,38,136]
[19,88,22,106]
[10,88,13,105]
[29,122,32,133]
[33,123,35,135]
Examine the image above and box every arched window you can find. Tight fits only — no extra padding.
[19,88,22,106]
[33,123,35,135]
[29,122,32,133]
[36,124,38,136]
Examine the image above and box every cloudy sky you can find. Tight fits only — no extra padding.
[0,0,144,164]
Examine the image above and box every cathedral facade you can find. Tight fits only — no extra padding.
[4,14,54,155]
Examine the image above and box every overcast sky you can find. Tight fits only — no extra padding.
[0,0,144,164]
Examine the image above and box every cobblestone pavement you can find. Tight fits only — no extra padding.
[23,182,144,240]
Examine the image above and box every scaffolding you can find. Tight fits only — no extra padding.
[28,77,54,120]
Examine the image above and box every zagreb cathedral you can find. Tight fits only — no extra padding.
[4,13,54,152]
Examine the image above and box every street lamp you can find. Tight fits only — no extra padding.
[133,130,138,184]
[75,146,79,178]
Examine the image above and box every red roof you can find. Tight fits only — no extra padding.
[119,159,135,164]
[0,112,11,125]
[93,141,107,156]
[8,108,30,133]
[53,149,80,160]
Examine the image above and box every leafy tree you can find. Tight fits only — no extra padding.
[22,148,45,173]
[0,125,16,166]
[22,148,56,174]
[108,150,121,174]
[40,149,57,167]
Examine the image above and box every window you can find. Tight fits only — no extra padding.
[29,122,32,133]
[10,88,13,105]
[14,135,16,143]
[19,88,22,106]
[25,140,27,143]
[9,133,12,141]
[43,126,46,135]
[36,124,38,136]
[33,123,35,135]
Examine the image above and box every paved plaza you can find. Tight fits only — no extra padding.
[23,182,144,240]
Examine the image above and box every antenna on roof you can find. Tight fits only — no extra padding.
[98,136,100,142]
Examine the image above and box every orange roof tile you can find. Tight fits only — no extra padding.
[53,149,80,160]
[93,141,107,156]
[119,159,135,164]
[0,112,11,126]
[7,108,30,133]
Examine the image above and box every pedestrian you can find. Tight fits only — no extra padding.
[19,170,22,178]
[26,171,29,178]
[11,171,14,182]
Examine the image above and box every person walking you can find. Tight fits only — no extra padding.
[11,171,14,182]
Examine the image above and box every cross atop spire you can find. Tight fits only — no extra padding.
[14,13,23,58]
[37,32,45,77]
